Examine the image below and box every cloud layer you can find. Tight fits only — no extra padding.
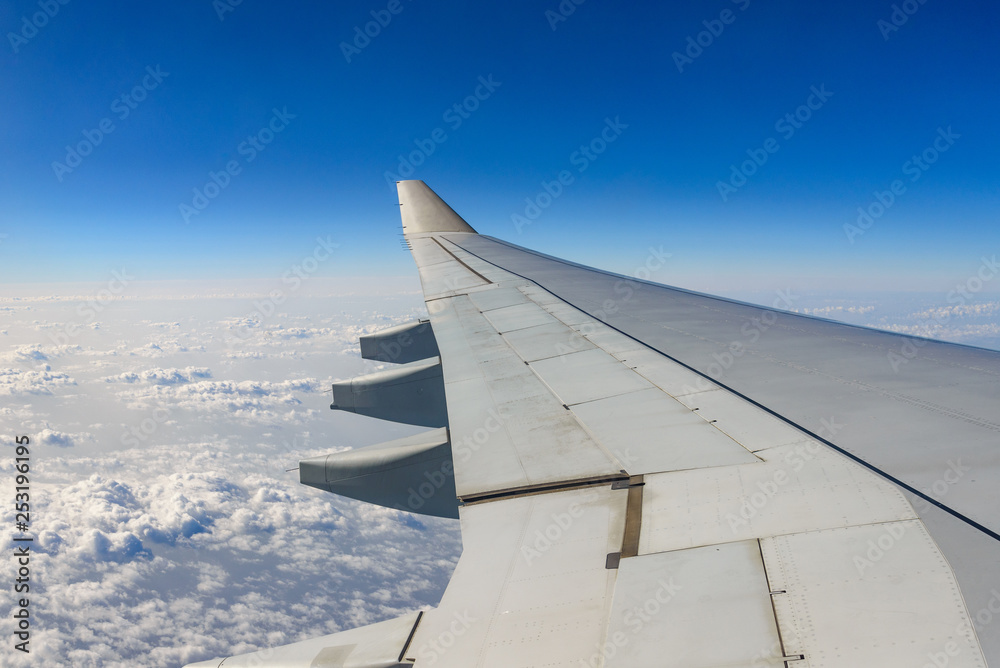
[0,290,450,667]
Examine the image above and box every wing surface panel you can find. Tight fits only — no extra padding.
[604,541,786,668]
[570,388,761,473]
[639,441,917,554]
[402,486,628,666]
[442,232,1000,533]
[427,293,624,496]
[501,321,599,361]
[762,521,985,668]
[530,348,652,405]
[420,235,793,493]
[409,236,489,299]
[671,387,817,453]
[466,286,531,311]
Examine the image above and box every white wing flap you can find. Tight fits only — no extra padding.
[184,611,422,668]
[404,486,628,666]
[605,541,786,668]
[763,522,986,668]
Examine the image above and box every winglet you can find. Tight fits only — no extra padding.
[397,180,477,234]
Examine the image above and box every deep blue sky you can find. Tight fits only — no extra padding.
[2,0,997,292]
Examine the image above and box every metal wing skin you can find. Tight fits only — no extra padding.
[185,181,995,667]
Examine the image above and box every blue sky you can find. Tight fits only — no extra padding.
[2,0,997,292]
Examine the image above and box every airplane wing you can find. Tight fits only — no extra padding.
[185,181,997,667]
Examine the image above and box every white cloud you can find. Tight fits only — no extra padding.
[871,322,1000,341]
[0,441,458,667]
[0,367,76,396]
[1,344,49,363]
[908,301,1000,321]
[796,304,876,316]
[36,428,91,448]
[103,367,213,385]
[0,288,449,667]
[113,378,322,423]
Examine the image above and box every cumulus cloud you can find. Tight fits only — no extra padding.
[126,339,202,357]
[112,378,322,424]
[908,301,1000,321]
[103,367,213,385]
[1,344,49,363]
[773,293,1000,350]
[0,290,479,666]
[0,343,84,364]
[797,304,876,316]
[36,428,91,448]
[0,367,76,395]
[0,441,458,667]
[872,322,1000,341]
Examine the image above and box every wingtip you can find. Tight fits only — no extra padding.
[396,181,477,235]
